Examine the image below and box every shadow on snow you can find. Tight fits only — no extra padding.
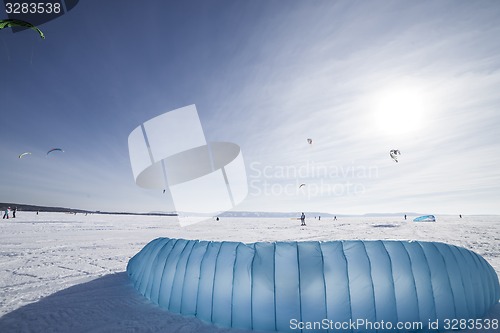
[0,272,240,333]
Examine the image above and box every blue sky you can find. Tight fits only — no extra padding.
[1,0,500,214]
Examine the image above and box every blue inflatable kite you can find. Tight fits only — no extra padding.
[414,215,436,222]
[128,238,499,332]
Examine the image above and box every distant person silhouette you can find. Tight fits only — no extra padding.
[333,216,337,221]
[404,214,407,220]
[300,212,306,226]
[216,217,219,221]
[460,214,462,218]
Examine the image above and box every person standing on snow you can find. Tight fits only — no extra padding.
[300,212,306,226]
[3,207,10,219]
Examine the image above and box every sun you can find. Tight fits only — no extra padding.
[372,87,427,136]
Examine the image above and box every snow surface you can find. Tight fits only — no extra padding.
[0,212,498,332]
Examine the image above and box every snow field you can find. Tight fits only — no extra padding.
[0,212,498,332]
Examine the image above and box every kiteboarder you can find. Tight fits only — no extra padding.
[3,207,10,219]
[404,214,407,220]
[300,212,306,226]
[12,207,16,218]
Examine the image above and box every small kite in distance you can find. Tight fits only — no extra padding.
[0,19,45,39]
[18,152,32,158]
[47,148,64,155]
[299,183,306,189]
[390,149,401,163]
[307,138,313,145]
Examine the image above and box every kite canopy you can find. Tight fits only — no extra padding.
[390,149,401,162]
[47,148,64,155]
[18,152,31,158]
[307,138,313,144]
[128,238,499,332]
[413,215,436,222]
[0,19,45,39]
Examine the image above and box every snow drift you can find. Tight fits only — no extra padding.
[127,238,500,332]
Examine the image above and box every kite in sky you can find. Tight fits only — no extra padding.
[307,138,313,145]
[0,19,45,39]
[47,148,64,155]
[18,152,31,158]
[390,149,401,163]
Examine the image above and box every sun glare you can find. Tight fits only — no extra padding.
[372,87,427,136]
